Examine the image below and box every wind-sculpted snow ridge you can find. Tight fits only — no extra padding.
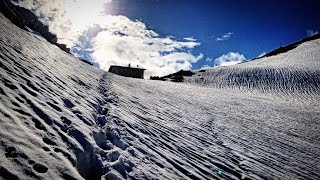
[185,37,320,99]
[186,67,320,99]
[1,12,320,180]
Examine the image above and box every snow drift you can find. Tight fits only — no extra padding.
[1,12,320,180]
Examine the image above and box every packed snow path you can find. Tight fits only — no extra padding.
[1,13,320,179]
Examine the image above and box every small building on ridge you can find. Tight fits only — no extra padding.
[108,65,146,79]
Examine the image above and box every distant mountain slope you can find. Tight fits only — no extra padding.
[182,36,320,96]
[154,35,320,97]
[258,34,320,58]
[1,12,320,180]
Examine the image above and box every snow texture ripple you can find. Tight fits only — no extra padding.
[1,13,320,179]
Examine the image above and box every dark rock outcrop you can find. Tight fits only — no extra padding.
[150,70,195,82]
[79,59,94,66]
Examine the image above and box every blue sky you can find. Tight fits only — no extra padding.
[17,0,320,77]
[104,0,320,69]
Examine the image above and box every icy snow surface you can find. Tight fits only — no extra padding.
[1,13,320,179]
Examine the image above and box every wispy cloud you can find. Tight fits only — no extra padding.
[201,65,211,69]
[205,57,213,62]
[16,0,203,78]
[183,37,197,41]
[214,52,246,66]
[199,52,246,69]
[306,29,319,37]
[215,32,234,41]
[258,52,266,58]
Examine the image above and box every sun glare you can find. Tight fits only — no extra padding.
[65,0,113,28]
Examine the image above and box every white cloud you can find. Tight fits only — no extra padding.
[91,25,202,78]
[216,32,233,41]
[306,29,319,37]
[214,52,246,66]
[14,0,93,46]
[183,37,197,41]
[258,52,266,58]
[205,57,213,62]
[201,65,211,69]
[199,52,246,69]
[15,0,202,78]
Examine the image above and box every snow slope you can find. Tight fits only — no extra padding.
[1,13,320,180]
[185,37,320,98]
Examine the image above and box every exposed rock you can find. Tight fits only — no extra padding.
[150,70,195,82]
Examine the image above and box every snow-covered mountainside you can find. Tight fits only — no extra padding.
[185,36,320,97]
[1,12,320,180]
